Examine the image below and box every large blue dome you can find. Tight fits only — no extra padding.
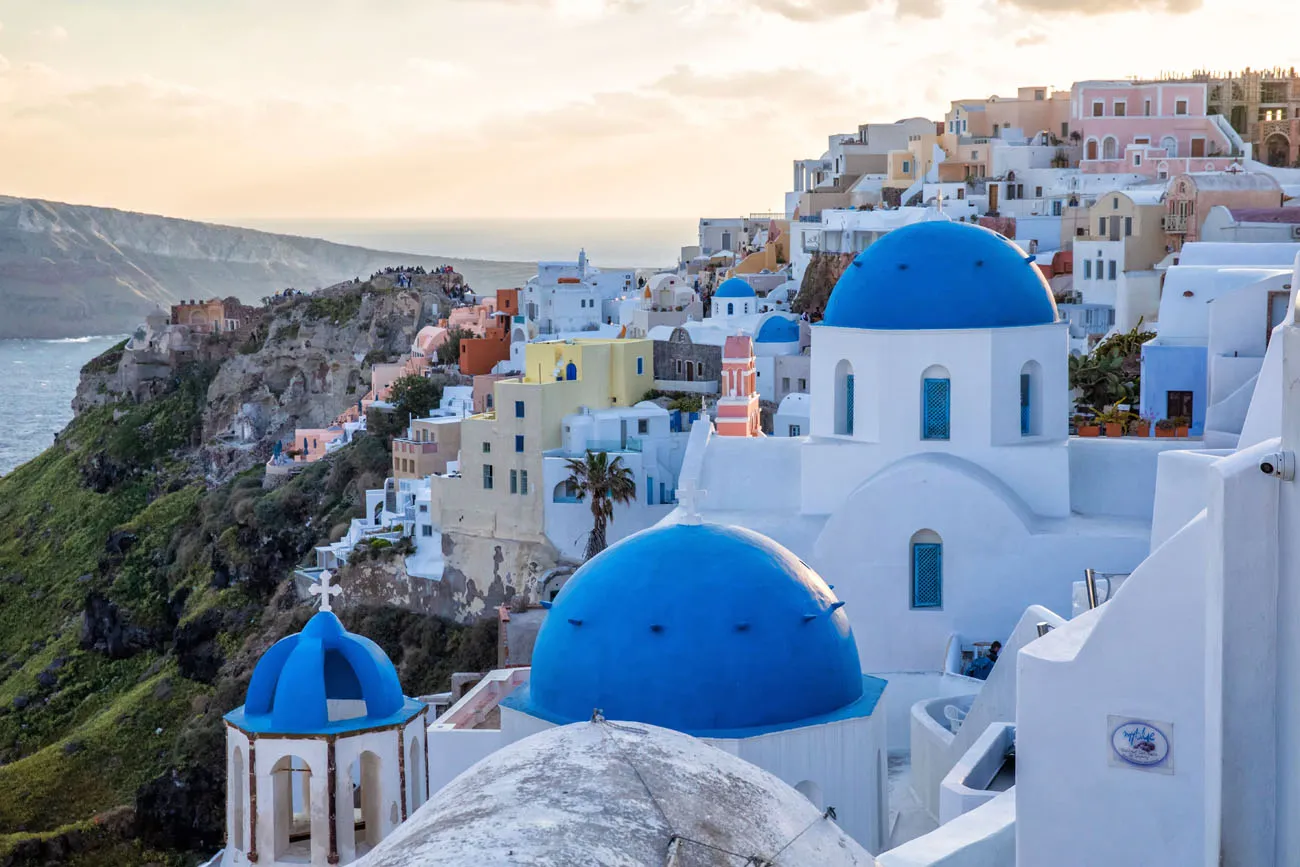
[755,315,800,344]
[822,221,1058,330]
[228,611,422,735]
[715,277,757,298]
[518,523,867,735]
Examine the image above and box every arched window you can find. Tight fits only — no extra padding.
[1102,136,1118,160]
[565,362,577,381]
[727,302,735,316]
[1160,135,1178,158]
[230,746,246,852]
[910,530,943,609]
[921,366,951,440]
[1020,360,1042,436]
[834,359,855,436]
[553,480,580,503]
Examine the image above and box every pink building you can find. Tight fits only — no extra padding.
[715,336,760,438]
[1164,171,1284,247]
[445,296,499,337]
[1072,81,1247,179]
[288,427,346,463]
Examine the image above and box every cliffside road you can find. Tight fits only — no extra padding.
[0,196,533,339]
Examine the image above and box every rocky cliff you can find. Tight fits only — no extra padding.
[0,196,534,339]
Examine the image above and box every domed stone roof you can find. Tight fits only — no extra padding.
[822,221,1058,330]
[715,277,757,298]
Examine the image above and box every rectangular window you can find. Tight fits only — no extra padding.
[1061,122,1069,139]
[798,378,807,391]
[782,377,791,392]
[515,400,525,418]
[1167,390,1193,421]
[1098,218,1106,235]
[696,361,704,378]
[1092,101,1104,117]
[510,469,518,494]
[515,435,524,453]
[638,419,649,435]
[482,465,494,490]
[636,356,644,376]
[676,359,683,375]
[482,441,491,453]
[902,160,911,174]
[1114,101,1126,117]
[1108,260,1117,280]
[1020,373,1032,436]
[1035,186,1043,198]
[1085,260,1093,280]
[1175,99,1188,116]
[1144,99,1152,116]
[789,424,801,437]
[922,378,951,440]
[422,525,433,537]
[845,374,855,436]
[1125,216,1133,237]
[1113,198,1119,210]
[911,543,943,609]
[521,470,529,495]
[1133,154,1142,167]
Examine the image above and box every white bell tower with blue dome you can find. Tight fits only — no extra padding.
[807,220,1071,518]
[221,574,428,867]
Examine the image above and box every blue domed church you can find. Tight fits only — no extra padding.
[426,521,889,853]
[222,582,428,867]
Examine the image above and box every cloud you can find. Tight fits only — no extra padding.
[999,0,1200,12]
[1014,31,1047,46]
[745,0,941,20]
[33,24,69,42]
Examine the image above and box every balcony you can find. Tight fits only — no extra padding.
[1162,214,1188,233]
[395,440,440,454]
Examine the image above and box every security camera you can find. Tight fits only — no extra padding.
[1260,451,1296,481]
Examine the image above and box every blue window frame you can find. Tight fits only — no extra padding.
[845,374,855,436]
[515,400,525,418]
[482,465,494,490]
[727,302,734,315]
[637,356,644,376]
[922,378,951,440]
[515,435,524,453]
[647,476,654,505]
[520,470,529,495]
[912,543,942,609]
[1020,373,1032,436]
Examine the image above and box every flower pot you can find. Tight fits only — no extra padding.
[1078,425,1101,437]
[1104,423,1124,438]
[1135,423,1150,438]
[1176,426,1190,438]
[1156,428,1175,438]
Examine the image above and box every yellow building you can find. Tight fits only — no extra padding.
[430,338,654,550]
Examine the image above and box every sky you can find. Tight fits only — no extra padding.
[0,0,1296,221]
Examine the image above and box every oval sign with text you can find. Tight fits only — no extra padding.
[1111,720,1170,768]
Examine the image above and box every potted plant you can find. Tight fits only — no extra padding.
[1155,419,1176,438]
[1172,416,1191,438]
[1074,414,1100,437]
[1131,416,1151,438]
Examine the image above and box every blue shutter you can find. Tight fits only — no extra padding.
[922,378,951,440]
[912,543,943,609]
[647,476,654,505]
[845,374,855,436]
[1020,373,1032,436]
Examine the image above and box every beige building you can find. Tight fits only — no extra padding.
[393,416,463,480]
[1071,189,1170,331]
[943,86,1072,147]
[1164,171,1284,247]
[1153,68,1300,167]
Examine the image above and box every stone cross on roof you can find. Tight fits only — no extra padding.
[309,570,342,613]
[677,483,707,525]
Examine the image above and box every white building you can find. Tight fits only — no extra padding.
[541,403,690,562]
[711,277,758,318]
[519,250,634,336]
[221,582,428,867]
[774,392,811,437]
[424,520,890,853]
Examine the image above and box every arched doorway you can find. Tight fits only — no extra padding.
[1266,133,1291,167]
[271,755,314,861]
[565,362,577,381]
[350,751,384,854]
[1160,135,1178,158]
[1102,136,1118,160]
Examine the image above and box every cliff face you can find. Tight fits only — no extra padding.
[792,252,854,322]
[0,196,533,339]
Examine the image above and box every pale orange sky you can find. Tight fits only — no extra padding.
[0,0,1295,220]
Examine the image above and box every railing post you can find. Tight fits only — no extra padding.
[1085,568,1099,610]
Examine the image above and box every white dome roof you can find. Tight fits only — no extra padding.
[355,722,873,867]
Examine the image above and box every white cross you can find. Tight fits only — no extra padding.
[309,570,343,613]
[677,484,707,525]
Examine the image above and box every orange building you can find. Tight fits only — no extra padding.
[715,336,761,437]
[170,296,258,334]
[459,289,520,376]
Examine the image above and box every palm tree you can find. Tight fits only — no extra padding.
[563,450,637,561]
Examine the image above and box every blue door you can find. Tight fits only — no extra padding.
[565,362,577,381]
[922,378,951,440]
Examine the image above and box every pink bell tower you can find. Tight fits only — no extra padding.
[716,335,761,437]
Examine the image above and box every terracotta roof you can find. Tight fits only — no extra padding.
[1227,208,1300,224]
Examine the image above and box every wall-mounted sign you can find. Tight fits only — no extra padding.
[1108,716,1173,774]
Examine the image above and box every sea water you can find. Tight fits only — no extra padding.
[0,336,124,476]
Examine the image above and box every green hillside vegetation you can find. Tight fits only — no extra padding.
[0,349,496,864]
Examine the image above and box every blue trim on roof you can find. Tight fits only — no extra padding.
[503,675,886,739]
[225,697,425,736]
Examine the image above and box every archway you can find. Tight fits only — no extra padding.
[794,780,823,809]
[230,747,246,853]
[408,738,424,812]
[1160,135,1178,158]
[271,755,314,862]
[1102,136,1118,160]
[350,751,384,854]
[1266,133,1291,167]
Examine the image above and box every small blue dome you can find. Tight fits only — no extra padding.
[522,523,865,735]
[715,278,756,298]
[230,611,418,735]
[822,221,1058,330]
[755,316,799,344]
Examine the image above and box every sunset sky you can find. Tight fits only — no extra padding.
[0,0,1296,220]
